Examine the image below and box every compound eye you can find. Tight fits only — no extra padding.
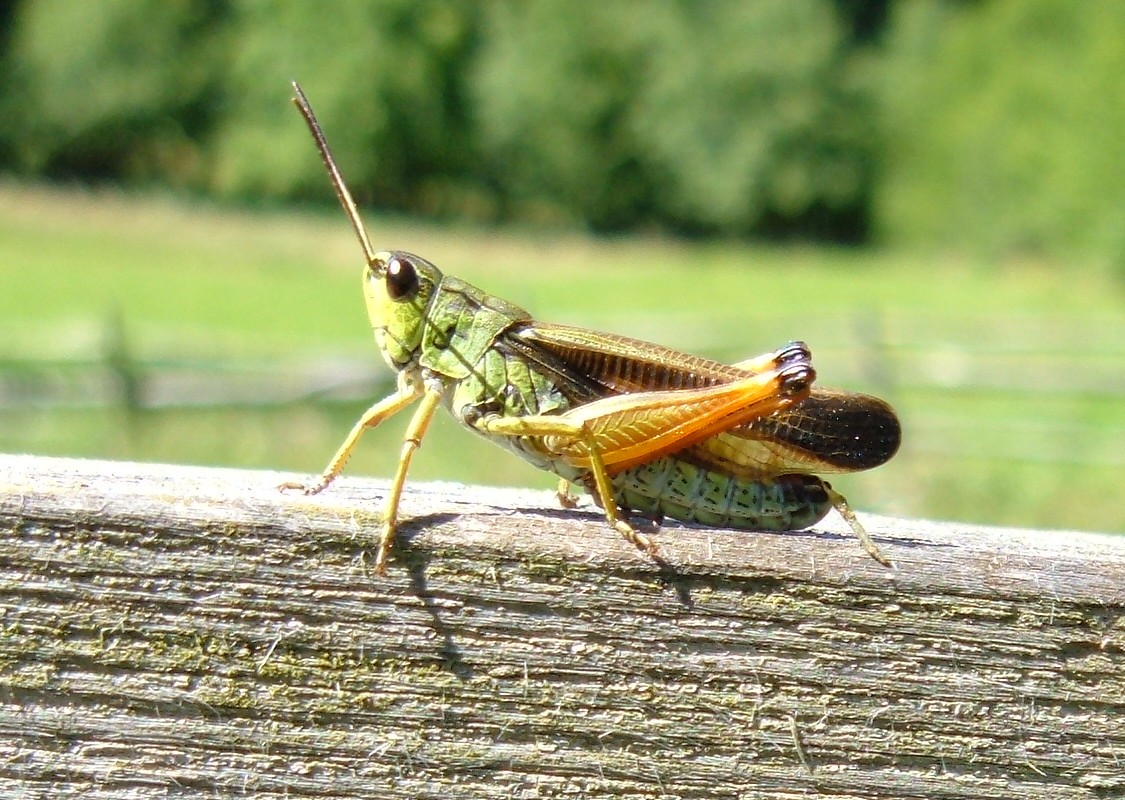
[385,256,420,301]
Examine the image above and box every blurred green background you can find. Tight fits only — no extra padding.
[0,0,1121,534]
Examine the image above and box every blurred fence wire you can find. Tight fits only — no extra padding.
[1,308,1122,470]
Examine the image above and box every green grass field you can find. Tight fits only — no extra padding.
[1,181,1122,534]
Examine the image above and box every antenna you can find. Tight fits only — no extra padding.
[291,82,377,267]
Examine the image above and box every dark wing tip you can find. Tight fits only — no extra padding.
[756,389,901,472]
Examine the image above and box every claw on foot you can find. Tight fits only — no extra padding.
[372,521,395,576]
[614,519,660,558]
[277,478,328,496]
[826,485,894,568]
[556,479,580,509]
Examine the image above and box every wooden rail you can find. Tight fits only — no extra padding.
[1,453,1122,798]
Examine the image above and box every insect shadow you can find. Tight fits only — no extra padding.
[392,507,702,671]
[393,512,476,680]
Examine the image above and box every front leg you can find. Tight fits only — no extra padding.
[277,371,441,575]
[372,386,444,574]
[278,374,422,496]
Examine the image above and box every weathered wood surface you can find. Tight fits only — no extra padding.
[0,452,1122,799]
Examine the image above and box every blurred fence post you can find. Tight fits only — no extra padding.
[102,308,142,414]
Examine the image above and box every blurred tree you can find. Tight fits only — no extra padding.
[878,0,1125,267]
[0,0,903,244]
[835,0,892,43]
[471,0,874,237]
[469,3,654,230]
[207,0,480,217]
[0,0,223,184]
[629,1,873,237]
[0,0,20,166]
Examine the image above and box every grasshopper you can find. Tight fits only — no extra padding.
[282,83,901,574]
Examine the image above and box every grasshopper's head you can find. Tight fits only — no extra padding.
[364,250,443,368]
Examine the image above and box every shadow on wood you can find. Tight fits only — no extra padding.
[1,453,1123,798]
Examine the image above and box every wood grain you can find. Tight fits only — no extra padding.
[1,453,1123,798]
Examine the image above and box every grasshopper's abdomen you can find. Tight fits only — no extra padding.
[611,460,833,532]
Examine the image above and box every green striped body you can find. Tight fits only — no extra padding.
[611,460,832,531]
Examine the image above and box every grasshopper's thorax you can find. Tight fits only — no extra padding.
[419,275,532,380]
